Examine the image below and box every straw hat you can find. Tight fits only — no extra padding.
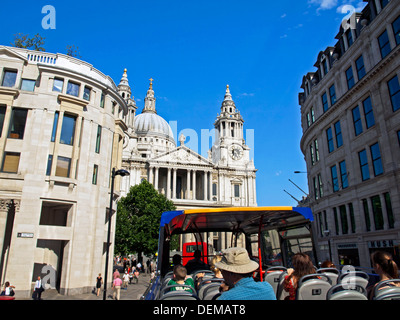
[215,247,259,274]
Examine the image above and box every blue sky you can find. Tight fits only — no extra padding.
[0,0,366,206]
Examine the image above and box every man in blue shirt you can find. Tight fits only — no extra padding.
[215,247,276,300]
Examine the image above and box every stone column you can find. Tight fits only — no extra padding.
[192,170,196,200]
[186,169,191,200]
[203,171,208,201]
[172,168,177,199]
[167,168,171,199]
[154,166,159,191]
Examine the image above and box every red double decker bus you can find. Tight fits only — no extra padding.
[182,242,213,265]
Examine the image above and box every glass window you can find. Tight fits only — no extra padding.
[352,106,363,136]
[359,149,370,181]
[339,160,348,189]
[60,114,76,145]
[384,192,395,229]
[346,67,355,90]
[329,84,336,105]
[0,106,6,137]
[311,107,315,123]
[322,92,328,112]
[92,164,98,185]
[313,177,319,200]
[346,30,353,47]
[51,111,59,142]
[100,93,105,108]
[83,86,91,101]
[66,81,80,97]
[334,121,343,148]
[306,113,311,128]
[1,152,20,173]
[8,108,28,139]
[2,70,17,87]
[362,97,375,128]
[362,199,371,232]
[393,15,400,45]
[355,55,366,80]
[331,165,339,192]
[323,59,328,75]
[388,75,400,112]
[46,155,53,176]
[55,156,71,178]
[340,205,348,234]
[380,0,389,9]
[370,142,383,176]
[95,125,102,153]
[378,30,391,59]
[326,127,334,153]
[371,195,384,230]
[318,174,323,198]
[310,144,315,165]
[53,78,64,92]
[314,139,319,162]
[20,79,36,92]
[234,184,240,197]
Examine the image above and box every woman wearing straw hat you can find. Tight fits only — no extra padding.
[215,247,276,300]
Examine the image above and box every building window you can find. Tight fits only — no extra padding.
[234,184,240,198]
[212,183,217,196]
[306,113,311,128]
[0,106,6,137]
[51,111,59,142]
[346,30,353,47]
[397,130,400,146]
[66,81,80,97]
[314,139,320,162]
[1,152,20,173]
[310,144,315,165]
[339,160,348,189]
[339,205,348,234]
[393,15,400,45]
[100,92,105,108]
[348,203,356,233]
[95,125,102,153]
[322,59,328,76]
[331,165,339,192]
[362,97,375,128]
[378,30,391,59]
[46,155,53,176]
[8,108,28,139]
[384,192,395,228]
[310,107,315,123]
[362,199,371,232]
[355,55,366,80]
[370,142,383,176]
[334,121,343,148]
[358,149,370,181]
[83,86,91,101]
[20,79,36,92]
[329,84,336,105]
[322,92,328,112]
[55,156,71,178]
[352,106,363,136]
[313,177,319,200]
[92,164,98,185]
[346,66,355,90]
[326,127,334,153]
[60,114,76,145]
[53,78,64,92]
[380,0,389,9]
[371,195,384,230]
[388,75,400,112]
[318,174,323,198]
[1,70,17,87]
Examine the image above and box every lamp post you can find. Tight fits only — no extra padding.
[103,167,130,300]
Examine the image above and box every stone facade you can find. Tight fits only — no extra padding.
[299,0,400,268]
[0,46,129,297]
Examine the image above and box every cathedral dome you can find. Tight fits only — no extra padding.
[134,112,175,142]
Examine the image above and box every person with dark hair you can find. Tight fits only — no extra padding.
[283,253,316,300]
[184,249,209,274]
[167,264,195,293]
[368,251,399,299]
[320,260,336,268]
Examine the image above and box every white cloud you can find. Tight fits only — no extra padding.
[239,92,255,97]
[308,0,338,10]
[281,13,287,18]
[275,170,282,176]
[280,34,288,39]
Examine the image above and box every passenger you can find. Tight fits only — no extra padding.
[185,249,209,274]
[195,255,225,290]
[367,251,399,300]
[283,253,316,300]
[214,247,276,300]
[168,253,182,271]
[167,264,195,293]
[320,260,336,268]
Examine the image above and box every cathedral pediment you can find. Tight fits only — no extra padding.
[150,146,213,167]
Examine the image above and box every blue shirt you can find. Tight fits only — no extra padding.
[217,277,276,300]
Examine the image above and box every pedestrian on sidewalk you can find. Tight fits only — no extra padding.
[112,276,122,300]
[96,273,103,297]
[32,276,45,300]
[123,271,129,289]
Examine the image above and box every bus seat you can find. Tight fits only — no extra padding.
[316,267,339,285]
[326,283,367,300]
[275,271,289,300]
[159,284,199,300]
[264,267,287,295]
[198,279,224,299]
[374,279,400,300]
[338,271,369,289]
[202,285,222,300]
[296,274,332,300]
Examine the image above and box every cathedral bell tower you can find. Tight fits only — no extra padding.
[212,85,249,167]
[117,68,137,130]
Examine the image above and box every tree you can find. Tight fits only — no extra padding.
[12,33,45,51]
[66,45,81,58]
[115,180,176,261]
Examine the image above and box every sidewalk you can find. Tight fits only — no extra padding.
[16,273,152,301]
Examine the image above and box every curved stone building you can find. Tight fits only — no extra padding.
[299,0,400,267]
[0,46,130,296]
